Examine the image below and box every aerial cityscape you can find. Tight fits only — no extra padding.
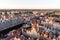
[0,9,60,40]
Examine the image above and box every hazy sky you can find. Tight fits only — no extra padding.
[0,0,60,9]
